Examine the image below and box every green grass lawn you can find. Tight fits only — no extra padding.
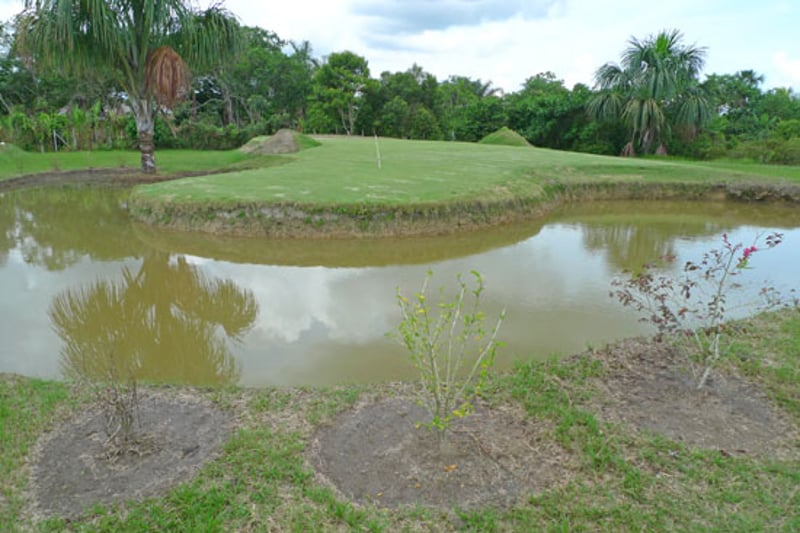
[2,310,798,531]
[128,136,800,208]
[0,146,261,180]
[2,137,799,208]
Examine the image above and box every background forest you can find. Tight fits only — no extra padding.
[1,19,799,164]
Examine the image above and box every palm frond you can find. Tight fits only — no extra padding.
[587,91,624,122]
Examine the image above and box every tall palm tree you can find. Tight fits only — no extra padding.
[17,0,241,173]
[588,29,712,156]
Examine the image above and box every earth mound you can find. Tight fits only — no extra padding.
[479,127,531,147]
[239,129,320,155]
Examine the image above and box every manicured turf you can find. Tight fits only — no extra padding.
[129,136,800,208]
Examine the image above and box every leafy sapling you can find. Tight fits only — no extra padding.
[392,271,505,443]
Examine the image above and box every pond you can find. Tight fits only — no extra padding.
[1,188,798,387]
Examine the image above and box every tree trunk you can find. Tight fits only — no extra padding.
[620,141,636,157]
[222,85,235,126]
[132,99,156,174]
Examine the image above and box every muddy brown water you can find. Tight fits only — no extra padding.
[1,187,798,387]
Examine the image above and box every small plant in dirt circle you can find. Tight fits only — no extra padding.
[63,351,143,458]
[611,231,790,389]
[392,271,505,443]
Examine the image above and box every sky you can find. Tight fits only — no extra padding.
[1,0,798,94]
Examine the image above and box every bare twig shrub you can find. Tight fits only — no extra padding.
[63,351,144,458]
[98,352,142,455]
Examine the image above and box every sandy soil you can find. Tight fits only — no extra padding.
[586,338,799,458]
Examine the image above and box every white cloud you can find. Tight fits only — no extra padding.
[350,0,558,33]
[774,51,800,89]
[0,0,797,91]
[0,0,22,20]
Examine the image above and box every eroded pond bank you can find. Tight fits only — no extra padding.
[128,180,800,238]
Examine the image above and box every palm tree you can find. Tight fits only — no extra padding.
[588,29,712,156]
[17,0,241,173]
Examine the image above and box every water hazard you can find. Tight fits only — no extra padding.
[1,187,798,386]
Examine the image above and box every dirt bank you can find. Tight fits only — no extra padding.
[127,180,800,239]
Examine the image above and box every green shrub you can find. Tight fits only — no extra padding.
[391,271,505,443]
[728,137,800,165]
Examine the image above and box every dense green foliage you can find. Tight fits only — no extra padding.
[588,29,712,156]
[0,14,798,163]
[13,0,241,172]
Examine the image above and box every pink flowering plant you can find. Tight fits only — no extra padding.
[611,231,788,389]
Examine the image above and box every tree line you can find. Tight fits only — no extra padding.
[1,3,799,171]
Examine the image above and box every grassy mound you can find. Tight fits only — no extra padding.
[479,127,531,147]
[239,129,321,155]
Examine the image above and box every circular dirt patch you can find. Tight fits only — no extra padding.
[590,338,799,457]
[29,391,231,519]
[309,398,574,508]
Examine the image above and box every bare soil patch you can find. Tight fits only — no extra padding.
[0,167,177,192]
[587,338,799,458]
[28,390,231,520]
[239,129,299,155]
[309,397,576,509]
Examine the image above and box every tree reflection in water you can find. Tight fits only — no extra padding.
[0,188,141,270]
[50,252,258,386]
[574,206,732,272]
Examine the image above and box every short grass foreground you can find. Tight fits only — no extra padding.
[2,310,798,532]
